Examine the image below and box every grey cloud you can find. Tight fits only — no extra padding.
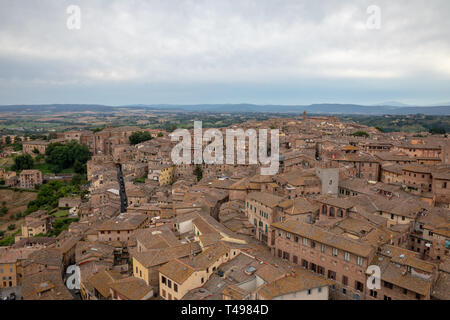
[0,0,449,104]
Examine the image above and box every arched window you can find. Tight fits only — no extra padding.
[338,209,344,217]
[329,207,335,217]
[322,205,327,215]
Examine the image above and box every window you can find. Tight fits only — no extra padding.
[302,259,308,268]
[327,270,336,280]
[370,290,377,298]
[357,256,363,266]
[342,276,348,286]
[302,238,308,246]
[317,266,325,275]
[355,281,364,292]
[278,249,282,258]
[293,255,298,264]
[384,281,393,289]
[344,252,350,261]
[318,287,322,293]
[329,207,335,217]
[311,240,316,249]
[307,289,312,295]
[294,236,299,243]
[332,248,338,256]
[321,244,326,253]
[161,276,166,285]
[286,232,291,240]
[167,280,172,289]
[416,293,421,300]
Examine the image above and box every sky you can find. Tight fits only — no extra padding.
[0,0,450,106]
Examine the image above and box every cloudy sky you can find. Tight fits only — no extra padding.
[0,0,449,106]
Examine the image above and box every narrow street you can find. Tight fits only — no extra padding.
[116,164,128,213]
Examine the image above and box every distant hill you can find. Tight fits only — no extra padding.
[0,104,115,113]
[0,103,449,115]
[141,103,450,115]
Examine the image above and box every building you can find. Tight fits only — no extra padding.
[97,213,149,243]
[246,192,284,244]
[21,210,52,238]
[22,140,49,155]
[109,276,154,300]
[148,163,175,186]
[0,248,35,288]
[269,220,376,300]
[19,170,43,189]
[256,270,332,300]
[158,242,241,300]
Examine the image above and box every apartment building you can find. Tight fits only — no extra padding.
[97,213,149,242]
[19,169,43,189]
[269,220,376,300]
[369,245,437,300]
[158,242,241,300]
[148,163,175,186]
[246,192,284,244]
[333,154,380,181]
[21,210,52,238]
[0,248,35,288]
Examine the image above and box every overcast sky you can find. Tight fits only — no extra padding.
[0,0,449,106]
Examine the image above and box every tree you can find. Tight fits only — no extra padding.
[129,131,153,145]
[32,147,40,154]
[157,132,164,137]
[7,224,15,231]
[12,154,34,171]
[73,159,86,174]
[46,141,91,173]
[194,165,203,182]
[12,143,22,152]
[352,131,369,138]
[429,127,446,135]
[0,207,8,217]
[5,136,11,145]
